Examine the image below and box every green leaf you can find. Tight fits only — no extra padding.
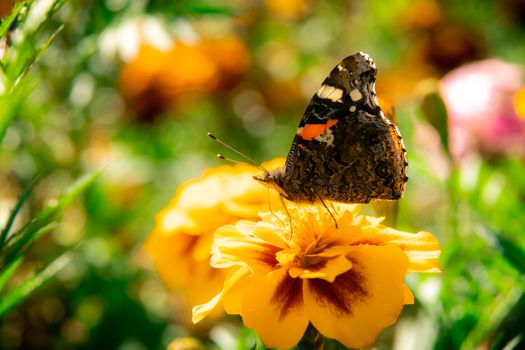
[0,172,43,250]
[0,253,72,318]
[0,170,100,270]
[188,0,236,15]
[8,24,64,89]
[0,1,26,39]
[19,0,67,35]
[0,256,23,294]
[421,92,449,154]
[0,0,68,142]
[495,235,525,275]
[459,287,523,350]
[0,77,35,143]
[155,0,237,15]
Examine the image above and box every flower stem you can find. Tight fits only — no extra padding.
[298,323,324,350]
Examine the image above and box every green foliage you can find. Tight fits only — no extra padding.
[0,0,66,142]
[0,171,99,318]
[0,253,72,316]
[0,0,98,323]
[0,171,99,269]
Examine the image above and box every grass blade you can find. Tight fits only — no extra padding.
[10,24,64,88]
[0,172,43,250]
[0,256,23,294]
[1,170,100,270]
[495,235,525,275]
[0,253,72,318]
[0,1,26,39]
[0,77,35,143]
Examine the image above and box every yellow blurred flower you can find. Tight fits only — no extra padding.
[193,203,440,348]
[144,159,284,310]
[264,0,309,20]
[167,337,203,350]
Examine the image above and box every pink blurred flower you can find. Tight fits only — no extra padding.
[440,59,525,160]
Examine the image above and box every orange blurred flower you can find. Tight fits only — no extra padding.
[119,36,250,121]
[0,0,15,17]
[193,203,441,348]
[402,0,443,29]
[377,96,397,123]
[144,159,283,310]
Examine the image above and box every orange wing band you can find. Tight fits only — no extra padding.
[297,119,338,141]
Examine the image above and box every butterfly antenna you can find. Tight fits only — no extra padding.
[215,153,263,170]
[208,133,268,173]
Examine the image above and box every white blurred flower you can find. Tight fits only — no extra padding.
[98,16,178,63]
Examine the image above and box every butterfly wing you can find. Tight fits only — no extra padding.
[282,52,408,203]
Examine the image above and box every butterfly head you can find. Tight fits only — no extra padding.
[253,168,289,197]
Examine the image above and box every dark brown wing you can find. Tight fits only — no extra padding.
[282,52,407,203]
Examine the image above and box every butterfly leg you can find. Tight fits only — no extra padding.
[328,200,339,217]
[266,187,288,228]
[279,194,294,238]
[316,194,339,229]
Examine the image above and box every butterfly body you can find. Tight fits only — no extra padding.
[254,52,408,203]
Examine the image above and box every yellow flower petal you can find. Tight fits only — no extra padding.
[240,268,309,349]
[317,245,355,257]
[143,231,198,289]
[183,259,226,308]
[304,245,409,349]
[357,226,441,273]
[221,268,252,315]
[289,255,353,282]
[211,223,281,273]
[192,291,223,324]
[192,267,249,323]
[402,283,415,305]
[251,222,291,249]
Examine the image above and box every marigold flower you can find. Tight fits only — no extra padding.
[144,159,283,309]
[193,203,440,348]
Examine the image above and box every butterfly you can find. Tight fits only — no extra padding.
[254,52,408,204]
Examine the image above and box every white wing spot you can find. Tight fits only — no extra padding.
[314,129,335,146]
[369,82,380,106]
[350,89,362,101]
[349,105,356,112]
[316,85,344,103]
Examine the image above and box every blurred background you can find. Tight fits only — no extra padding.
[1,0,525,349]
